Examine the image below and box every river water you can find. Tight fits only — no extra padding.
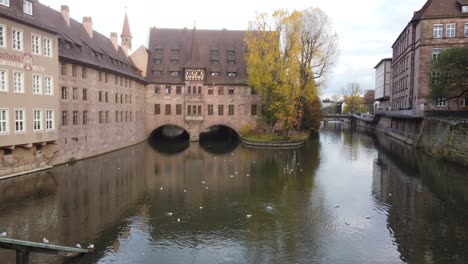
[0,123,467,264]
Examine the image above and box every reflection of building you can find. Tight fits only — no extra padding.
[390,0,468,111]
[0,1,146,175]
[144,28,262,140]
[0,0,60,172]
[374,58,392,111]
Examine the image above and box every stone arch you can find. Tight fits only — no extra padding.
[148,124,190,139]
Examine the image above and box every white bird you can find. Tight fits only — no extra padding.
[266,206,273,210]
[167,212,173,216]
[183,189,187,193]
[177,218,180,222]
[246,214,252,218]
[200,206,203,210]
[235,171,238,175]
[205,186,209,190]
[87,244,94,249]
[201,181,206,185]
[76,243,81,248]
[160,187,164,191]
[230,175,234,179]
[388,193,392,196]
[117,168,120,170]
[246,173,250,177]
[0,232,6,237]
[43,237,49,244]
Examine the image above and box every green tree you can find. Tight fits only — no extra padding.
[430,47,468,108]
[343,83,367,114]
[245,8,338,137]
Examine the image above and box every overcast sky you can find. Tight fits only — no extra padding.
[41,0,427,98]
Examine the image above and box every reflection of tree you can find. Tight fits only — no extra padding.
[372,135,468,263]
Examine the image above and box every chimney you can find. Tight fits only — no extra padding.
[61,5,70,27]
[110,32,118,51]
[82,17,93,38]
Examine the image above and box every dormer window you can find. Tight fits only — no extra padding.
[23,1,33,16]
[228,72,236,77]
[463,6,468,13]
[0,0,9,7]
[172,49,179,55]
[228,50,235,55]
[211,49,218,55]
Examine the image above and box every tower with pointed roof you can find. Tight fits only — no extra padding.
[121,13,133,54]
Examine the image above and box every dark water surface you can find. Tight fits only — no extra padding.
[0,123,467,264]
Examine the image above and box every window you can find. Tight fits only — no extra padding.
[71,65,77,77]
[105,92,108,102]
[83,111,87,125]
[33,110,42,131]
[31,34,41,54]
[208,87,213,95]
[15,109,25,133]
[211,50,218,55]
[120,111,123,122]
[218,86,224,95]
[198,105,201,115]
[436,97,447,106]
[45,110,54,130]
[229,104,234,115]
[13,72,24,93]
[165,104,171,115]
[170,71,179,76]
[211,60,219,65]
[228,50,235,55]
[155,85,161,94]
[218,105,224,115]
[228,60,235,65]
[98,111,103,124]
[431,72,440,85]
[176,86,182,94]
[61,111,68,126]
[61,86,67,99]
[251,104,257,115]
[211,72,219,76]
[99,91,102,102]
[171,59,178,64]
[98,72,102,82]
[46,110,54,130]
[228,72,237,77]
[446,24,456,38]
[176,104,182,115]
[72,111,78,125]
[82,89,87,100]
[0,0,9,7]
[155,104,160,114]
[463,6,468,13]
[460,99,466,107]
[44,76,53,95]
[0,25,5,47]
[0,109,8,134]
[154,59,161,64]
[72,87,78,100]
[61,62,66,75]
[43,37,52,57]
[208,105,213,115]
[105,111,109,123]
[433,24,443,38]
[120,94,123,104]
[228,87,234,95]
[105,73,108,83]
[0,69,7,92]
[165,85,171,94]
[153,70,162,76]
[465,24,468,37]
[12,29,23,50]
[187,86,191,94]
[23,1,33,15]
[115,111,118,123]
[32,74,42,94]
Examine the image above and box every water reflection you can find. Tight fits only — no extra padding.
[0,125,466,263]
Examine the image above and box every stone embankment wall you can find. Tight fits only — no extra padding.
[417,118,468,166]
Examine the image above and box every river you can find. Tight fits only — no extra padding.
[0,123,467,264]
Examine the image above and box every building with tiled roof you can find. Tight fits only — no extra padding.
[0,0,147,174]
[145,27,261,140]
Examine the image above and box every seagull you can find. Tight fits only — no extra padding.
[246,173,250,177]
[388,193,392,196]
[365,216,371,219]
[235,171,238,175]
[266,206,273,210]
[76,243,81,248]
[177,218,181,222]
[246,214,252,218]
[43,237,49,244]
[201,181,206,185]
[205,186,209,190]
[345,222,350,226]
[117,168,120,170]
[200,206,203,209]
[160,187,164,191]
[87,244,94,249]
[0,232,6,237]
[335,205,340,208]
[230,175,234,179]
[167,212,173,216]
[183,189,187,193]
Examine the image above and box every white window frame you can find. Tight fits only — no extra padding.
[12,28,23,51]
[45,110,54,131]
[446,24,456,38]
[463,6,468,13]
[436,97,447,107]
[0,0,9,7]
[14,108,25,133]
[33,109,42,132]
[32,74,42,94]
[433,24,443,38]
[0,108,8,134]
[43,37,52,57]
[461,99,466,107]
[0,24,6,48]
[13,71,24,93]
[23,0,33,16]
[44,75,53,95]
[31,33,41,55]
[432,48,442,60]
[464,24,468,37]
[0,68,7,92]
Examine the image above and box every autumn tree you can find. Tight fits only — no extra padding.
[343,83,367,114]
[430,47,468,108]
[245,8,338,138]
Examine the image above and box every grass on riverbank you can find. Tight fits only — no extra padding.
[242,131,310,142]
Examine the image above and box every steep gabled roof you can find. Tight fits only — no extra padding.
[121,13,132,38]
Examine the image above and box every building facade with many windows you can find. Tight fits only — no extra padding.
[391,0,468,111]
[145,28,262,140]
[0,0,59,173]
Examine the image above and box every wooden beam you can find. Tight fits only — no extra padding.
[0,238,92,257]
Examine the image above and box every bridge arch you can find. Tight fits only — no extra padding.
[148,125,190,154]
[199,124,240,154]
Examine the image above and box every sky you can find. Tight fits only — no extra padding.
[41,0,428,99]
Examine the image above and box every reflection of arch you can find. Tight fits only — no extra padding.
[201,120,241,136]
[148,125,190,155]
[199,125,239,154]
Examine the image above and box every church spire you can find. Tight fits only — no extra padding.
[121,12,132,52]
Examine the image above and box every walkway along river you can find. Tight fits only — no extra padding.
[0,123,467,263]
